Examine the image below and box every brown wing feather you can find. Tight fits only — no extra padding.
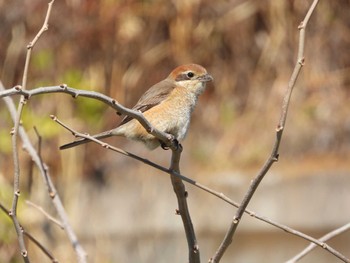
[118,78,175,126]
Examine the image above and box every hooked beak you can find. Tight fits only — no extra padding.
[199,73,213,82]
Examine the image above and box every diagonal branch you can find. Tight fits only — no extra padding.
[2,87,87,263]
[208,1,342,263]
[0,84,178,150]
[0,202,59,263]
[286,222,350,263]
[2,80,347,262]
[51,115,349,262]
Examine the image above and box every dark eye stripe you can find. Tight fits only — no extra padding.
[175,73,194,81]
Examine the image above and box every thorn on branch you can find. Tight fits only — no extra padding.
[14,85,22,91]
[175,209,180,215]
[49,115,57,121]
[184,191,188,198]
[299,57,306,66]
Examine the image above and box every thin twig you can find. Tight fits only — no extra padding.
[286,222,350,263]
[9,1,55,262]
[33,127,55,197]
[1,86,87,263]
[50,115,348,261]
[0,202,59,263]
[25,200,64,229]
[2,81,347,262]
[208,1,348,263]
[0,84,177,150]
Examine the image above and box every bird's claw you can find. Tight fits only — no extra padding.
[160,137,181,151]
[161,142,170,150]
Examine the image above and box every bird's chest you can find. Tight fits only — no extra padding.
[163,90,196,140]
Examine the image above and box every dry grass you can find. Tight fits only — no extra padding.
[1,0,350,262]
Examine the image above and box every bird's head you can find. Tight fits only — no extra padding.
[168,64,213,96]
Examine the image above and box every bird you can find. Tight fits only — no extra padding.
[60,63,213,150]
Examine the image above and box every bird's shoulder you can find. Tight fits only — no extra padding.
[118,78,176,126]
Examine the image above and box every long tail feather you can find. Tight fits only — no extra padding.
[59,130,115,150]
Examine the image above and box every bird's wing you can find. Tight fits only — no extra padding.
[118,79,176,126]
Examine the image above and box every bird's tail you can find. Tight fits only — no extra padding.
[59,130,115,150]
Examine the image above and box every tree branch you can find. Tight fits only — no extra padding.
[50,115,349,262]
[286,222,350,262]
[9,1,55,262]
[0,84,177,150]
[1,85,87,263]
[170,147,200,263]
[209,1,336,263]
[0,202,59,263]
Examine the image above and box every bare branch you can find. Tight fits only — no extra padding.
[25,200,64,229]
[0,202,59,263]
[0,84,177,150]
[2,81,347,262]
[286,222,350,263]
[1,84,87,263]
[170,147,200,262]
[51,115,349,261]
[9,1,55,261]
[208,2,350,263]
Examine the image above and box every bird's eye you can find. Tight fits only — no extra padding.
[186,72,194,78]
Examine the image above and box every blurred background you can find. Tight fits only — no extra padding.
[1,0,350,262]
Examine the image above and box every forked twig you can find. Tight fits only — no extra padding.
[170,148,200,262]
[25,200,64,229]
[2,88,87,263]
[50,115,348,261]
[2,81,347,262]
[9,1,55,262]
[287,222,350,262]
[209,1,348,263]
[0,84,178,150]
[0,202,59,263]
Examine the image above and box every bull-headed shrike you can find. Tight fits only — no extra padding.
[60,64,213,150]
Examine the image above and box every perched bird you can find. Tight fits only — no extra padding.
[60,64,213,150]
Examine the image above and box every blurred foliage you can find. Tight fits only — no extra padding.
[0,0,349,164]
[0,0,349,176]
[1,0,350,262]
[0,0,349,173]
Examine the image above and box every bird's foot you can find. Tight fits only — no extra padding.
[160,137,182,151]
